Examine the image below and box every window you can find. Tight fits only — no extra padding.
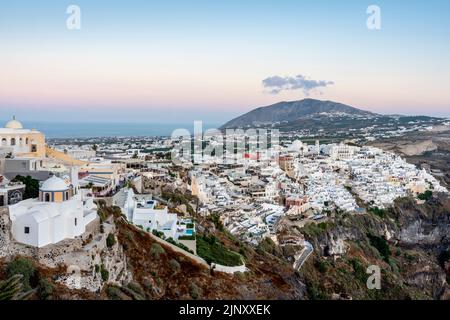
[10,138,16,146]
[24,227,30,234]
[75,218,78,226]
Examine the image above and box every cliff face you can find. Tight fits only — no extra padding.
[1,206,306,300]
[0,206,132,296]
[112,216,305,300]
[294,194,450,300]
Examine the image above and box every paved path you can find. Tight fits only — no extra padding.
[293,241,313,271]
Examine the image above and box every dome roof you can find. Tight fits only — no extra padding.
[40,176,69,192]
[5,117,23,129]
[289,140,303,150]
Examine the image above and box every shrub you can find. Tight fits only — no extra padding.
[7,257,36,291]
[257,237,281,256]
[127,281,145,297]
[234,271,247,281]
[38,278,54,300]
[100,265,109,282]
[301,222,331,237]
[367,234,391,262]
[418,190,433,201]
[106,233,116,248]
[169,259,181,273]
[12,175,39,199]
[151,243,165,258]
[314,259,328,274]
[106,286,130,300]
[197,236,242,266]
[208,213,224,231]
[152,229,164,238]
[350,259,366,283]
[178,235,196,241]
[368,207,388,218]
[189,282,203,300]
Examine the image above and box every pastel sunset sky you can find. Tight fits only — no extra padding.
[0,0,449,123]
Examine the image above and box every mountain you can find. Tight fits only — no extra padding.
[221,99,376,129]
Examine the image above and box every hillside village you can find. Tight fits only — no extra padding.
[1,117,449,300]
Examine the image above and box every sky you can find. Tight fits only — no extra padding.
[0,0,449,124]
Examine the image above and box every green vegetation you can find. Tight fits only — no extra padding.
[106,285,131,300]
[350,258,367,283]
[256,237,282,257]
[178,235,196,241]
[188,282,203,300]
[38,278,54,300]
[151,243,166,258]
[367,234,391,262]
[6,257,36,291]
[314,259,329,274]
[152,229,165,238]
[169,259,181,273]
[12,175,39,199]
[417,190,433,201]
[106,233,116,248]
[118,282,146,300]
[197,235,242,266]
[0,275,34,300]
[97,205,122,222]
[100,265,109,282]
[161,191,195,215]
[301,222,332,237]
[368,207,388,218]
[208,213,224,232]
[305,279,329,300]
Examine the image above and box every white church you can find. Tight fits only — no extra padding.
[8,169,98,248]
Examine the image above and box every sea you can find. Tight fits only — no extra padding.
[18,121,223,139]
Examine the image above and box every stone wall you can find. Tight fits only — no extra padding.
[211,263,247,274]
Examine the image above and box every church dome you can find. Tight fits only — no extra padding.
[5,117,23,129]
[289,140,303,151]
[40,176,70,192]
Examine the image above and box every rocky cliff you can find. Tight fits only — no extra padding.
[288,194,450,300]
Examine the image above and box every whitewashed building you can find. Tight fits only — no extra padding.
[123,188,179,239]
[8,175,97,248]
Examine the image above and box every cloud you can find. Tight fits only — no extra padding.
[262,74,334,95]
